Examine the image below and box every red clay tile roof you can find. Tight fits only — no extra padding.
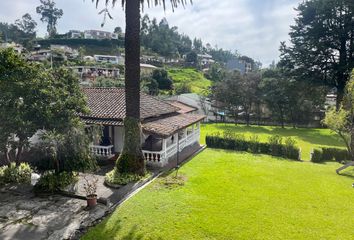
[166,100,197,114]
[142,114,205,137]
[81,88,179,122]
[81,118,123,126]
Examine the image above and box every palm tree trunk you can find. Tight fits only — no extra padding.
[116,0,145,175]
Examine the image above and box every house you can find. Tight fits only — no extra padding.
[226,58,252,74]
[84,30,118,40]
[166,100,198,114]
[140,63,158,76]
[0,42,24,53]
[198,53,215,67]
[69,66,120,82]
[69,30,82,38]
[28,49,51,61]
[80,88,205,167]
[94,55,119,64]
[50,44,79,59]
[167,93,214,121]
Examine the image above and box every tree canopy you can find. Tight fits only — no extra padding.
[279,0,354,106]
[0,48,88,165]
[36,0,63,37]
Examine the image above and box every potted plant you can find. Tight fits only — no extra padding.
[83,174,99,208]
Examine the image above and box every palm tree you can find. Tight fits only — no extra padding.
[93,0,191,175]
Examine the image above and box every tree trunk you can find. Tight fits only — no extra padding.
[2,146,11,166]
[280,108,285,128]
[116,0,145,175]
[336,85,345,110]
[350,128,354,161]
[15,140,24,166]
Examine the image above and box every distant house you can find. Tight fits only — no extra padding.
[198,53,215,67]
[94,55,119,64]
[80,88,205,167]
[84,30,118,40]
[50,44,79,59]
[225,58,254,74]
[69,30,82,39]
[167,93,214,122]
[0,42,24,53]
[68,66,120,82]
[140,63,158,76]
[28,49,51,61]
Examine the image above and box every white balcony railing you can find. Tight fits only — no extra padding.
[90,145,114,158]
[144,128,200,167]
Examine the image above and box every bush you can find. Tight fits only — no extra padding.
[0,163,33,185]
[268,135,283,157]
[105,169,144,186]
[311,148,350,163]
[206,132,300,161]
[34,171,79,193]
[249,135,260,153]
[283,138,300,160]
[311,149,323,163]
[259,142,271,154]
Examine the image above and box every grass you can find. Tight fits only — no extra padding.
[83,149,354,240]
[167,68,212,94]
[201,123,346,161]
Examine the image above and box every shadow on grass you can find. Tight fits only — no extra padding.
[339,168,354,180]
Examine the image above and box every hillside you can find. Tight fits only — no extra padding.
[167,68,212,94]
[36,38,124,56]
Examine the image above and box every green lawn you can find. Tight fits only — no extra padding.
[167,68,212,94]
[83,149,354,240]
[201,123,346,161]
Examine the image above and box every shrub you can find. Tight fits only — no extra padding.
[283,138,300,160]
[321,148,335,161]
[206,132,300,161]
[34,171,79,193]
[333,149,350,162]
[311,149,323,163]
[105,169,144,186]
[268,135,283,157]
[0,163,33,185]
[249,135,260,153]
[259,142,271,154]
[310,147,350,163]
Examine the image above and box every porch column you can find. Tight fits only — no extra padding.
[162,138,167,151]
[197,122,201,143]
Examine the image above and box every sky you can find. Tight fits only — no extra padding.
[0,0,302,67]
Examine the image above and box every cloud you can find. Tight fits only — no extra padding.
[0,0,302,66]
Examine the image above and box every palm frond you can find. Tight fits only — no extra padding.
[93,0,192,11]
[93,0,192,26]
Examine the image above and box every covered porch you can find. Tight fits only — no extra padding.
[142,114,204,167]
[87,114,204,167]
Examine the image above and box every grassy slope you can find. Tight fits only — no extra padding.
[83,149,354,240]
[201,123,345,161]
[167,68,212,94]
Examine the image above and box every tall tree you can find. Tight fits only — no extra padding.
[213,72,243,123]
[0,49,88,165]
[239,73,262,126]
[279,0,354,107]
[36,0,63,37]
[15,13,37,37]
[94,0,191,175]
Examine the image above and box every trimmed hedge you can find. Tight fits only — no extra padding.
[311,147,350,163]
[206,133,300,160]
